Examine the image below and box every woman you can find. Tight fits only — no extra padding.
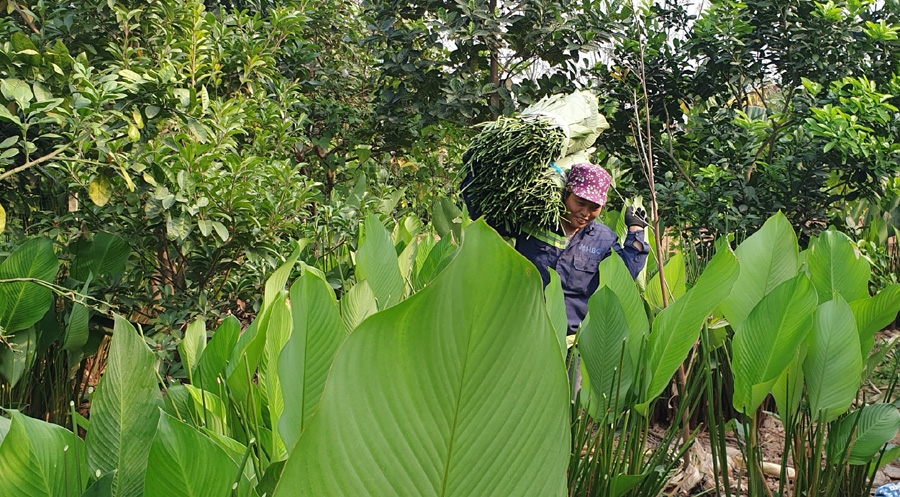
[476,162,650,335]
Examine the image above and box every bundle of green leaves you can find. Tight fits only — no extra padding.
[462,91,608,234]
[521,90,609,159]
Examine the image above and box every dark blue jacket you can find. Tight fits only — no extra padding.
[515,222,649,335]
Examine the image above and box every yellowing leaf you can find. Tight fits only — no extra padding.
[0,202,5,234]
[119,165,135,191]
[127,123,140,142]
[88,177,112,206]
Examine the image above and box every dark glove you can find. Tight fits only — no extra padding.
[624,206,649,229]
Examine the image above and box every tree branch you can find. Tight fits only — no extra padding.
[0,145,70,182]
[12,2,41,35]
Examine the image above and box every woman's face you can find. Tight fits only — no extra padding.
[563,192,603,231]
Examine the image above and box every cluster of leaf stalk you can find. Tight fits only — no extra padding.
[462,116,568,234]
[566,342,703,496]
[702,341,900,497]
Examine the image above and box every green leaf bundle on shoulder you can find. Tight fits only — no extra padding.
[462,90,609,234]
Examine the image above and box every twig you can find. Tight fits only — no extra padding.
[0,277,114,314]
[0,145,71,182]
[628,0,692,469]
[11,2,41,35]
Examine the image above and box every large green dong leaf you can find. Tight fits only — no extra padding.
[415,235,458,291]
[806,227,870,304]
[195,316,240,392]
[0,327,37,387]
[597,253,649,367]
[70,232,130,282]
[356,213,404,310]
[771,344,807,419]
[274,220,570,496]
[278,269,345,452]
[86,316,163,497]
[545,269,568,355]
[144,412,247,497]
[178,318,206,385]
[431,196,463,242]
[850,284,900,358]
[804,296,863,422]
[262,295,292,460]
[339,279,377,333]
[0,237,58,333]
[226,244,301,404]
[829,404,900,465]
[731,274,817,414]
[579,287,633,420]
[640,244,740,413]
[644,251,686,313]
[719,212,799,330]
[0,410,88,497]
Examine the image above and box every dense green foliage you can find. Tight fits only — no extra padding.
[1,0,899,494]
[585,0,900,244]
[1,213,898,495]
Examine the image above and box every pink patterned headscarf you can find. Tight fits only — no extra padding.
[566,163,611,207]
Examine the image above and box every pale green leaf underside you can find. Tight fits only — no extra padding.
[545,269,568,355]
[279,270,345,452]
[340,279,377,333]
[275,220,570,496]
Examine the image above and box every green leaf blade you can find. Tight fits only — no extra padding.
[278,269,345,452]
[0,237,59,333]
[70,232,130,282]
[195,316,240,392]
[85,316,162,497]
[641,244,740,411]
[0,411,88,497]
[178,318,206,385]
[803,296,863,422]
[806,228,870,304]
[597,253,649,366]
[719,212,799,330]
[832,404,900,465]
[275,220,570,496]
[144,412,240,497]
[545,269,568,355]
[851,284,900,357]
[356,213,404,310]
[579,286,633,419]
[731,274,818,414]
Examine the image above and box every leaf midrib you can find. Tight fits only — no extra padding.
[440,319,473,496]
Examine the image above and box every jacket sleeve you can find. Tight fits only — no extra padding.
[614,230,650,280]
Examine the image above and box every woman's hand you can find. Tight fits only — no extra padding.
[625,206,649,230]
